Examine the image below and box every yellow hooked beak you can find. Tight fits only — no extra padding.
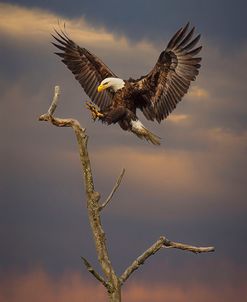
[97,84,105,92]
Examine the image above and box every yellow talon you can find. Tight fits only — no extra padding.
[85,101,103,121]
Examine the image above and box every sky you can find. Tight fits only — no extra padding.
[0,1,247,301]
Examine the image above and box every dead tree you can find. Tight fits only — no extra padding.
[39,86,215,302]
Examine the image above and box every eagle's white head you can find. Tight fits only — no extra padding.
[97,77,125,93]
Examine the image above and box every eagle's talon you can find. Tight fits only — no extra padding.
[85,101,104,121]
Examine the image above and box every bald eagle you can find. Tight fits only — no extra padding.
[52,23,202,145]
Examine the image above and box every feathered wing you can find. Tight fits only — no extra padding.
[132,23,202,123]
[52,30,117,110]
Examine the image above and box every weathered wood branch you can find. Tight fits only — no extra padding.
[100,168,125,211]
[162,237,215,253]
[81,256,110,290]
[120,236,215,284]
[119,237,165,285]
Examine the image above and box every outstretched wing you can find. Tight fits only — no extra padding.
[52,30,117,110]
[132,23,202,123]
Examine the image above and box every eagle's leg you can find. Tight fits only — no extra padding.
[85,101,104,121]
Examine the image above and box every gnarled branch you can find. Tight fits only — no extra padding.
[81,256,111,290]
[162,237,215,253]
[100,168,125,211]
[120,237,165,285]
[120,236,215,284]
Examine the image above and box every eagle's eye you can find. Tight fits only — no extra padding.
[103,82,109,85]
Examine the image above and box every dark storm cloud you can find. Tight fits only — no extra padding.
[3,0,247,50]
[0,4,247,298]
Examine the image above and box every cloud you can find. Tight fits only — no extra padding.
[0,2,156,74]
[0,2,153,73]
[187,86,209,100]
[4,0,247,51]
[0,269,106,302]
[92,126,247,196]
[1,269,246,302]
[5,4,114,49]
[123,281,247,302]
[167,114,190,123]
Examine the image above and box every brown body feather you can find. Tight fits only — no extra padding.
[101,83,137,130]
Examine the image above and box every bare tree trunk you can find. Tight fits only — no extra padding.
[72,128,122,302]
[38,86,215,302]
[108,286,121,302]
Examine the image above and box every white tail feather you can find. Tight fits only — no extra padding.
[130,120,161,145]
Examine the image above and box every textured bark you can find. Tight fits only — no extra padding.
[109,286,121,302]
[39,86,215,302]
